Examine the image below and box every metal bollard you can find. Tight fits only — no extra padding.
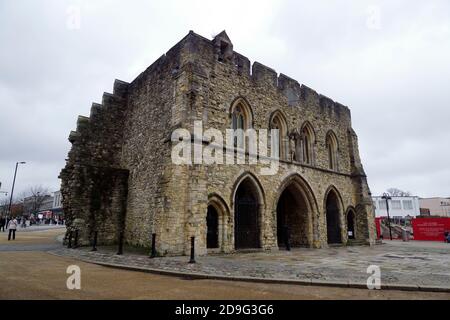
[150,233,156,258]
[74,229,79,248]
[117,230,124,255]
[67,231,73,248]
[189,236,196,264]
[91,231,98,252]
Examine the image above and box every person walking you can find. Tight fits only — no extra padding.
[0,216,5,232]
[7,218,18,241]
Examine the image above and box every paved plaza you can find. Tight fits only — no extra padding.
[52,240,450,291]
[1,228,449,299]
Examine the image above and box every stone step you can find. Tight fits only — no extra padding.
[346,240,368,246]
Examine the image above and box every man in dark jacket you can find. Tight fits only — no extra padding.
[0,216,5,232]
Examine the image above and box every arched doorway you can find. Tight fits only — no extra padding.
[276,183,310,248]
[326,190,342,244]
[206,205,219,249]
[347,210,356,240]
[234,177,261,249]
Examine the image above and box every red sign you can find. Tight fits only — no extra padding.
[412,218,450,241]
[375,217,382,239]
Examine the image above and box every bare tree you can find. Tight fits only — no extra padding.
[21,185,51,215]
[386,188,411,197]
[0,196,9,216]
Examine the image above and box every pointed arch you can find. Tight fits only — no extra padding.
[274,173,319,214]
[300,121,316,165]
[269,110,289,160]
[229,96,253,130]
[326,130,339,171]
[324,185,344,244]
[273,173,319,248]
[345,206,357,240]
[207,193,232,252]
[232,172,265,249]
[231,171,265,208]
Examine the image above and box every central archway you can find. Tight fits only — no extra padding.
[274,174,316,248]
[277,184,310,248]
[234,177,262,249]
[325,188,342,244]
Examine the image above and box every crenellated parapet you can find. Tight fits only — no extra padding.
[183,31,352,124]
[65,79,129,168]
[252,61,278,88]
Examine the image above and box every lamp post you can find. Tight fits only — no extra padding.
[441,202,450,217]
[7,162,26,219]
[381,193,393,240]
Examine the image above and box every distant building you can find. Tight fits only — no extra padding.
[419,197,450,217]
[372,195,420,218]
[23,194,53,216]
[53,190,62,209]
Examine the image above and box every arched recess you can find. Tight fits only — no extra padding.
[229,97,253,150]
[326,130,339,171]
[232,172,265,249]
[269,110,289,160]
[346,207,356,240]
[300,121,316,165]
[273,174,318,248]
[207,194,231,252]
[324,186,344,244]
[229,97,253,130]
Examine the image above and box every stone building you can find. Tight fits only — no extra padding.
[60,30,376,256]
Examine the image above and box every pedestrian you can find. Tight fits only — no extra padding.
[7,218,18,241]
[0,216,5,232]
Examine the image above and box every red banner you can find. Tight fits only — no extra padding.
[412,218,450,241]
[375,217,382,239]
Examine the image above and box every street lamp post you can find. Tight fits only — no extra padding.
[7,162,26,220]
[382,193,393,240]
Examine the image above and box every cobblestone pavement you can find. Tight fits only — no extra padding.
[51,241,450,290]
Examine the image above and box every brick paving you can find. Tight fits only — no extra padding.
[50,241,450,291]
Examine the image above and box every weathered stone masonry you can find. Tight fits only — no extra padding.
[60,30,376,256]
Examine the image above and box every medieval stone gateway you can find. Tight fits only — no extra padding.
[60,30,376,256]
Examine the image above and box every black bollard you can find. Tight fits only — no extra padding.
[117,231,124,255]
[189,236,196,264]
[91,231,98,252]
[67,231,73,248]
[285,227,291,251]
[74,229,79,248]
[150,233,156,258]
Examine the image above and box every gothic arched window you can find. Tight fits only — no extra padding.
[270,111,288,160]
[300,122,315,165]
[232,105,245,131]
[230,98,252,149]
[326,131,339,170]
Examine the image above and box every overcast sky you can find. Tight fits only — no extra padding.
[1,0,449,200]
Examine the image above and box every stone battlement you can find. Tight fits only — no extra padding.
[140,30,350,122]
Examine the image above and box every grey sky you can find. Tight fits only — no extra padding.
[1,0,449,199]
